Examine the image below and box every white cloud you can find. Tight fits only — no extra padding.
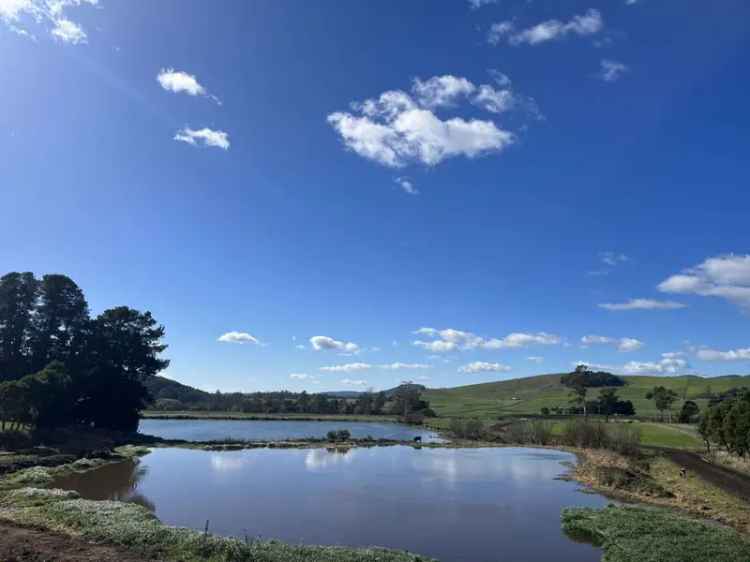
[1,0,97,43]
[468,0,496,9]
[489,9,603,46]
[328,74,521,168]
[458,361,511,374]
[340,378,368,386]
[599,59,629,82]
[623,353,688,374]
[50,17,84,43]
[579,353,688,375]
[618,338,645,352]
[174,127,230,150]
[600,251,629,267]
[412,75,476,109]
[320,362,371,373]
[290,373,315,380]
[217,331,259,345]
[697,347,750,361]
[413,327,560,353]
[381,362,430,370]
[157,68,205,96]
[472,84,515,114]
[527,356,544,363]
[309,336,360,354]
[658,254,750,311]
[157,68,221,104]
[599,298,687,311]
[581,335,644,352]
[395,177,419,195]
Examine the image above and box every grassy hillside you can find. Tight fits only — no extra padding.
[423,373,750,419]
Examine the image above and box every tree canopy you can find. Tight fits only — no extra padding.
[0,272,169,431]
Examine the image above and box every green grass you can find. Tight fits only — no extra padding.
[562,505,750,562]
[637,423,703,450]
[423,373,750,419]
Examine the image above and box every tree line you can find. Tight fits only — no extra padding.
[699,387,750,456]
[0,272,168,432]
[152,383,434,418]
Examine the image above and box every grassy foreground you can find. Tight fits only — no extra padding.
[0,448,432,562]
[562,505,750,562]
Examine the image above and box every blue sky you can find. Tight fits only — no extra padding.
[2,0,749,392]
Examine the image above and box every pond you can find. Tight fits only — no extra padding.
[53,446,607,562]
[139,418,443,442]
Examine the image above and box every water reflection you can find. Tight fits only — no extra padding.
[52,459,155,512]
[304,447,357,470]
[53,446,606,562]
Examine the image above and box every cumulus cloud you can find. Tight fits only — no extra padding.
[623,353,688,374]
[309,336,360,354]
[327,74,533,168]
[527,356,544,363]
[1,0,97,43]
[174,127,230,150]
[157,68,221,104]
[458,361,511,374]
[489,9,603,46]
[658,254,750,311]
[697,348,750,361]
[599,298,687,311]
[217,331,259,344]
[579,352,688,374]
[395,177,418,195]
[320,362,371,373]
[413,327,560,353]
[599,60,629,82]
[581,335,644,352]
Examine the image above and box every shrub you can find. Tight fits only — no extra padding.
[326,429,351,442]
[448,418,485,440]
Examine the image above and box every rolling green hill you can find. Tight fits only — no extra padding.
[423,373,750,419]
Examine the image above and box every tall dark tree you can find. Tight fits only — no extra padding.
[0,272,37,380]
[30,274,89,373]
[91,307,169,378]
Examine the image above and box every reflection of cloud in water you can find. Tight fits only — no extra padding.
[304,448,358,471]
[210,453,253,472]
[411,448,574,485]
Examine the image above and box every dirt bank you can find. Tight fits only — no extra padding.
[665,449,750,503]
[0,521,160,561]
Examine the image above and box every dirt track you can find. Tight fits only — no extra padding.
[665,449,750,503]
[0,522,159,562]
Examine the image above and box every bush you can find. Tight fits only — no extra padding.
[559,419,641,456]
[326,429,351,442]
[503,420,553,445]
[449,418,485,440]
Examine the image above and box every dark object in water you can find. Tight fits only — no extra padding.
[413,436,422,443]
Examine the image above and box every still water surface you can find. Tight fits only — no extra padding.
[54,446,605,562]
[139,418,443,442]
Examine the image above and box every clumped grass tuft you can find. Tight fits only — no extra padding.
[562,505,750,562]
